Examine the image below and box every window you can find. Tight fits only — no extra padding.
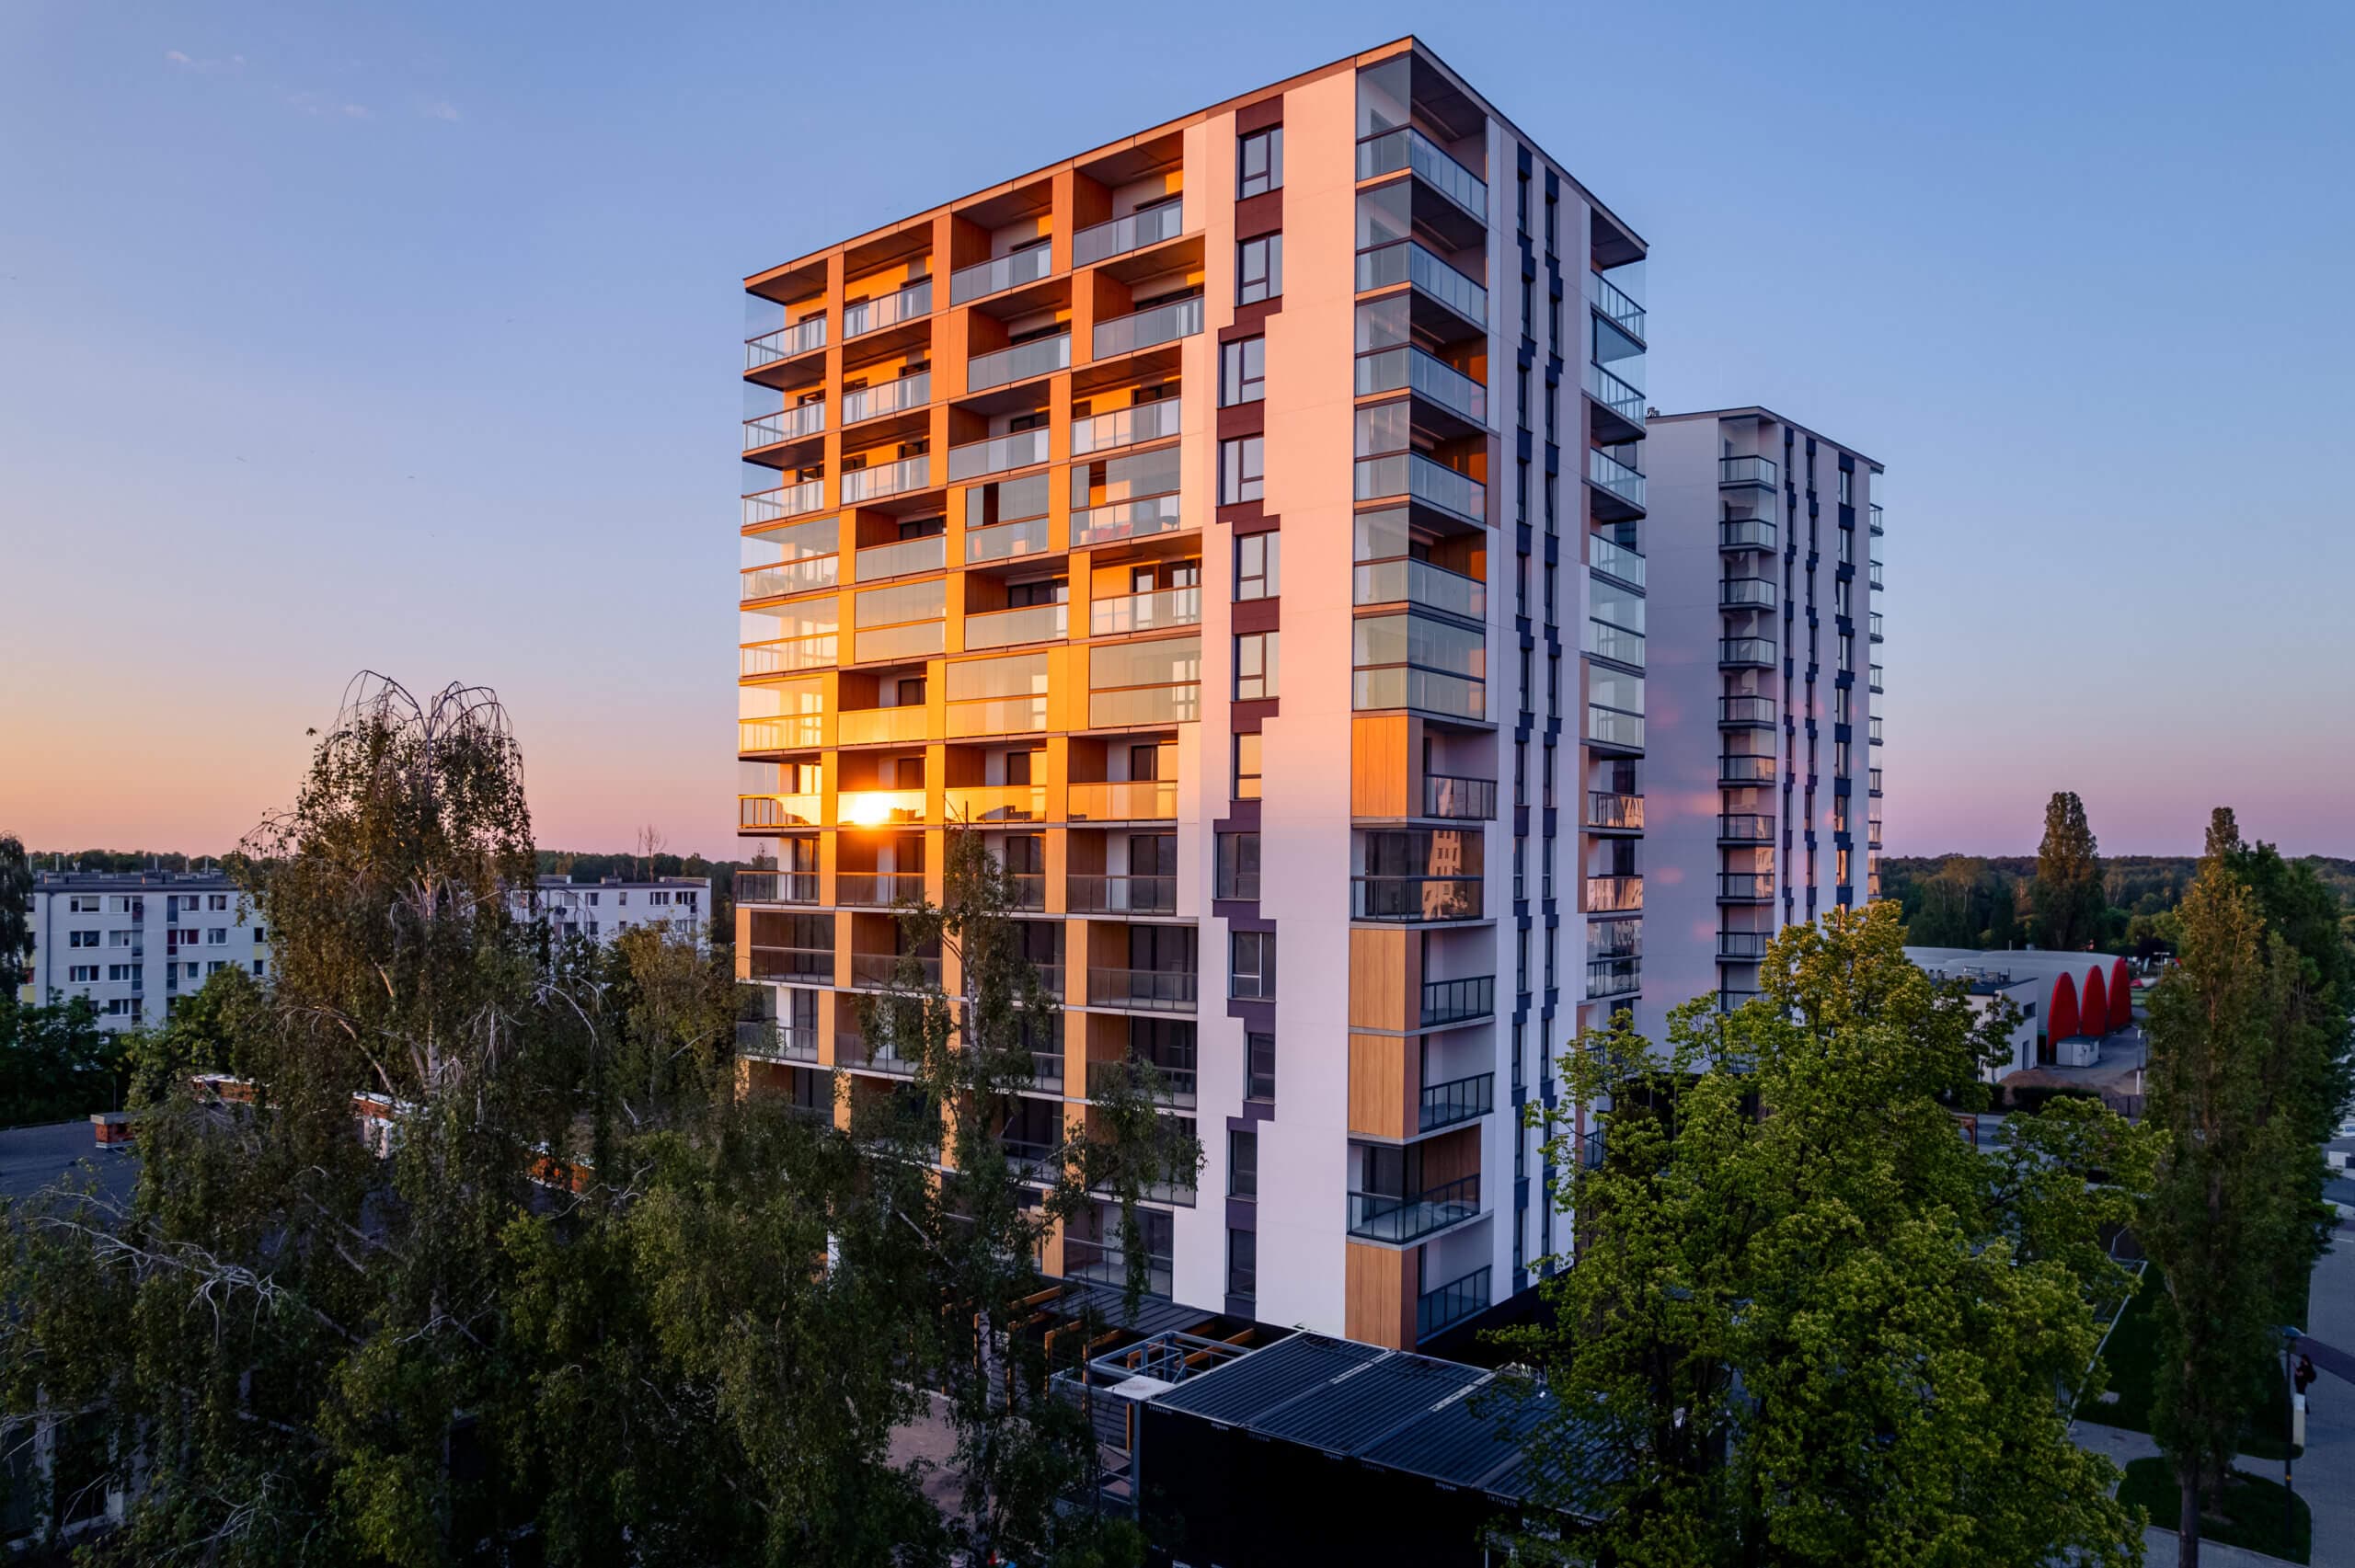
[69,930,99,948]
[1238,124,1283,197]
[207,928,227,945]
[1220,435,1264,504]
[1235,532,1280,600]
[253,959,267,977]
[209,894,228,910]
[1246,1031,1276,1102]
[1231,931,1276,1001]
[208,961,226,976]
[68,896,98,913]
[1229,1127,1258,1197]
[1236,233,1282,304]
[1216,832,1260,900]
[1234,632,1279,701]
[68,966,98,983]
[1220,335,1265,405]
[1838,468,1853,505]
[1234,731,1262,800]
[1227,1227,1258,1299]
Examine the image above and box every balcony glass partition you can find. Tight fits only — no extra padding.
[1590,269,1645,338]
[1587,447,1646,509]
[1590,534,1646,588]
[1089,586,1200,636]
[743,481,825,526]
[842,372,930,426]
[743,402,824,450]
[1091,295,1203,361]
[962,602,1066,649]
[1073,200,1187,267]
[1071,398,1180,456]
[853,533,946,582]
[949,245,1051,305]
[1072,493,1183,547]
[746,315,825,369]
[947,428,1050,484]
[1352,452,1485,523]
[839,454,933,505]
[1354,240,1487,328]
[1719,454,1779,488]
[964,515,1051,564]
[1347,1174,1479,1244]
[1355,125,1487,220]
[1354,345,1487,426]
[968,332,1071,393]
[1352,557,1486,620]
[843,278,931,338]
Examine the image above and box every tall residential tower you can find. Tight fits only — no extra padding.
[731,38,1650,1350]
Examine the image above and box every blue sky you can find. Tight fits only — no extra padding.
[2,0,2349,859]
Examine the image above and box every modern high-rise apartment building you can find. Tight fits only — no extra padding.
[731,38,1650,1350]
[1632,408,1883,1037]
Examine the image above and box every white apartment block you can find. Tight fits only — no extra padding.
[18,871,268,1031]
[513,876,713,947]
[1632,407,1883,1037]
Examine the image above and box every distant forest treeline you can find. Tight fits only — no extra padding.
[1882,853,2355,955]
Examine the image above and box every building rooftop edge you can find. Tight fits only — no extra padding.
[1646,406,1883,470]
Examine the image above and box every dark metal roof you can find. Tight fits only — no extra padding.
[1151,1333,1384,1425]
[1254,1346,1486,1455]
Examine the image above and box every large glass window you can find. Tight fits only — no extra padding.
[1230,931,1276,1001]
[1246,1031,1277,1102]
[1237,234,1283,304]
[1216,832,1260,899]
[1234,732,1262,800]
[1235,631,1279,701]
[1238,125,1283,197]
[1229,1127,1258,1196]
[1220,436,1264,503]
[1220,336,1266,405]
[1235,532,1280,600]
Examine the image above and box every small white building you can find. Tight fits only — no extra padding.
[18,870,268,1032]
[513,876,712,948]
[1906,946,2134,1075]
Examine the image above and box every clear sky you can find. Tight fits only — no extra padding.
[3,0,2349,861]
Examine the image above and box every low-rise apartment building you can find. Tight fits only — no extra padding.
[17,871,267,1030]
[513,876,712,947]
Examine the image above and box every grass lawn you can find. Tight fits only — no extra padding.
[2120,1457,2310,1563]
[2079,1266,2303,1461]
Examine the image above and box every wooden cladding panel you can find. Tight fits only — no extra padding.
[1345,1242,1418,1349]
[1351,714,1411,818]
[1420,1124,1482,1188]
[1348,927,1414,1032]
[1348,1033,1413,1140]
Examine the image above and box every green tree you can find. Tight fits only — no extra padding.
[2032,791,2108,950]
[0,993,123,1126]
[0,833,29,992]
[1512,904,2147,1566]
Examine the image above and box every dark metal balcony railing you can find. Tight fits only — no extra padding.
[1086,1056,1199,1108]
[1720,637,1778,667]
[1587,957,1641,999]
[1419,974,1495,1028]
[1421,773,1498,820]
[1717,931,1771,961]
[836,1031,917,1076]
[735,1020,819,1062]
[734,869,820,905]
[1066,875,1177,916]
[746,944,832,981]
[1720,577,1776,611]
[1720,754,1777,784]
[1587,791,1645,830]
[1719,814,1775,843]
[1351,876,1481,922]
[1348,1174,1480,1244]
[1085,967,1197,1013]
[1416,1265,1492,1341]
[850,953,941,990]
[834,873,927,908]
[1419,1072,1494,1134]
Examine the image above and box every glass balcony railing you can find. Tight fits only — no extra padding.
[1417,1265,1491,1341]
[1587,447,1646,509]
[843,278,931,339]
[1720,578,1777,611]
[834,873,928,908]
[1719,814,1775,842]
[744,403,824,450]
[834,707,929,747]
[849,954,942,991]
[746,944,832,981]
[1066,780,1178,821]
[1869,664,1886,692]
[733,867,820,903]
[1869,560,1884,590]
[1587,957,1641,1000]
[1717,932,1772,961]
[1353,452,1486,523]
[1869,612,1885,642]
[941,784,1046,824]
[1718,873,1776,901]
[1087,683,1199,727]
[843,372,930,425]
[736,1021,820,1062]
[1869,502,1885,536]
[946,427,1050,484]
[1355,240,1487,329]
[1586,875,1643,912]
[944,695,1048,738]
[1350,876,1481,922]
[1356,125,1487,220]
[738,715,823,753]
[1089,586,1200,636]
[1587,791,1644,830]
[1068,875,1177,916]
[1351,666,1486,722]
[1587,705,1645,750]
[1419,1071,1494,1133]
[1072,492,1183,546]
[1720,754,1777,784]
[1719,694,1777,726]
[833,787,927,825]
[839,454,933,506]
[746,316,825,370]
[1719,517,1778,553]
[968,332,1071,393]
[1583,360,1645,427]
[1348,1174,1479,1244]
[855,622,945,664]
[737,796,823,832]
[963,515,1051,564]
[1420,974,1495,1028]
[1092,295,1203,361]
[1355,345,1487,427]
[1590,270,1645,339]
[743,481,825,526]
[1421,774,1497,820]
[962,601,1065,649]
[1719,454,1779,488]
[1352,556,1486,620]
[1870,715,1884,745]
[1586,619,1645,668]
[1086,967,1197,1013]
[739,555,838,601]
[949,245,1052,305]
[1869,768,1884,795]
[1590,534,1646,589]
[1719,637,1779,667]
[1074,200,1187,267]
[739,634,839,676]
[1071,398,1180,456]
[852,533,946,582]
[1086,1055,1198,1108]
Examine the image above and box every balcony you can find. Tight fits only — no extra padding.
[1590,269,1645,340]
[937,785,1047,828]
[746,943,833,981]
[1719,637,1778,669]
[964,515,1051,565]
[743,481,825,526]
[1357,125,1487,223]
[1719,814,1775,843]
[1719,454,1779,489]
[1720,754,1777,785]
[947,428,1049,484]
[1417,1265,1492,1341]
[1074,200,1188,268]
[963,602,1066,650]
[733,868,820,904]
[1086,1055,1198,1109]
[1587,704,1645,750]
[843,372,930,426]
[850,953,942,990]
[740,715,824,753]
[968,332,1071,393]
[853,533,946,583]
[1088,585,1199,637]
[1587,957,1641,1000]
[1869,612,1885,643]
[738,794,823,831]
[835,873,927,908]
[1720,577,1776,612]
[1718,873,1776,902]
[1869,768,1884,796]
[1586,875,1642,913]
[1086,967,1197,1013]
[1072,398,1180,457]
[1587,447,1646,511]
[836,1032,918,1077]
[950,246,1052,305]
[1869,715,1884,746]
[1590,535,1645,589]
[1355,240,1487,332]
[835,707,929,748]
[1087,682,1200,728]
[839,454,933,506]
[1072,492,1183,547]
[1719,694,1776,727]
[1583,360,1645,430]
[1066,780,1177,820]
[1587,791,1644,831]
[740,556,838,601]
[856,622,946,664]
[1869,560,1884,591]
[1067,875,1176,915]
[744,403,824,451]
[1717,931,1771,961]
[736,1020,819,1063]
[1419,1072,1494,1134]
[834,786,927,825]
[946,694,1048,738]
[1421,774,1497,821]
[1719,517,1778,554]
[1347,1173,1480,1244]
[1091,295,1203,361]
[844,278,931,339]
[1869,502,1885,536]
[1353,557,1486,621]
[741,634,839,677]
[1356,345,1487,429]
[1420,974,1496,1028]
[1869,664,1885,693]
[1353,451,1485,525]
[1351,876,1481,923]
[747,316,825,371]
